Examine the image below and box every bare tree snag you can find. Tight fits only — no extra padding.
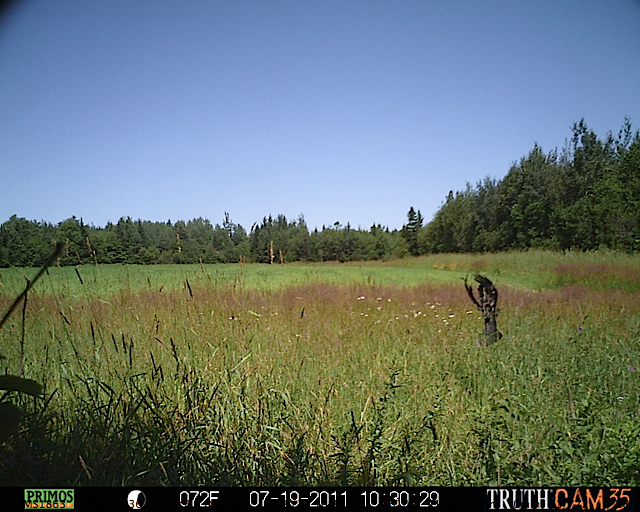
[464,274,502,346]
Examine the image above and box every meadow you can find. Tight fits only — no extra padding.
[0,250,639,487]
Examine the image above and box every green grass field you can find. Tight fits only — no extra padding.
[1,250,639,486]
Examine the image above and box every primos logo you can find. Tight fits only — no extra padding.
[24,489,74,509]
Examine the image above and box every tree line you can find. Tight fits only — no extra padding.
[0,212,403,267]
[418,118,640,253]
[1,118,638,267]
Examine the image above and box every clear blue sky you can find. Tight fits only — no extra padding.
[1,1,639,232]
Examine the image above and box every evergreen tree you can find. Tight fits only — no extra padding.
[401,207,423,256]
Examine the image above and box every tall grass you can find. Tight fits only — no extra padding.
[0,251,639,486]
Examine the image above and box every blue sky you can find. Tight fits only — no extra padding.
[1,1,639,232]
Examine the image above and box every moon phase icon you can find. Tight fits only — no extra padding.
[127,490,146,509]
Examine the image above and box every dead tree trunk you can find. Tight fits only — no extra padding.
[464,274,502,346]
